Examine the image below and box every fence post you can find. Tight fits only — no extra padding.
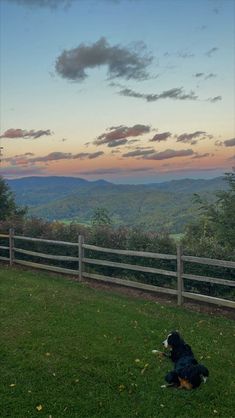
[9,228,15,266]
[177,244,183,306]
[78,235,84,280]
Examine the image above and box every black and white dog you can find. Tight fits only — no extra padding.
[152,331,209,390]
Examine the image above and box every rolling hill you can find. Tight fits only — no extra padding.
[7,176,226,232]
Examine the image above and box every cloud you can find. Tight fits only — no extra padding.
[118,87,198,102]
[29,151,104,163]
[177,131,212,145]
[143,149,195,160]
[194,72,217,80]
[55,37,152,82]
[149,132,172,142]
[192,153,210,159]
[107,139,128,147]
[205,73,216,79]
[224,138,235,147]
[3,153,35,166]
[205,47,219,57]
[94,124,151,146]
[207,95,222,103]
[194,72,204,77]
[73,151,104,159]
[2,151,104,166]
[122,148,155,158]
[0,128,52,139]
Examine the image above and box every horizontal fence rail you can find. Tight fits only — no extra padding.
[0,229,235,309]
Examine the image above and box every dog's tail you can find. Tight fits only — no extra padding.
[197,364,209,383]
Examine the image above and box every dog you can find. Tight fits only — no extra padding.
[152,331,209,390]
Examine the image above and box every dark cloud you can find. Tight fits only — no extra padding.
[0,128,52,139]
[224,138,235,147]
[73,151,104,159]
[143,149,195,160]
[207,96,222,103]
[94,124,151,146]
[3,154,35,165]
[29,151,104,163]
[205,47,219,57]
[192,153,210,159]
[177,131,212,145]
[107,139,128,147]
[55,37,152,82]
[3,151,104,166]
[205,73,216,79]
[122,148,155,158]
[149,132,172,142]
[119,87,198,102]
[194,72,216,80]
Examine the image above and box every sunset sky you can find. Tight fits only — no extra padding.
[0,0,234,183]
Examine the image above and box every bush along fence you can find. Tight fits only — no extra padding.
[0,229,235,309]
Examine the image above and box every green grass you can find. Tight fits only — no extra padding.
[0,266,234,418]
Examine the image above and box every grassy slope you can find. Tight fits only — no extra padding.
[0,266,234,418]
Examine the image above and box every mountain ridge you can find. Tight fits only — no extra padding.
[7,175,226,232]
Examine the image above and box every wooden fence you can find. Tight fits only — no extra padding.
[0,229,235,309]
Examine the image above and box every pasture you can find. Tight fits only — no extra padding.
[0,266,234,417]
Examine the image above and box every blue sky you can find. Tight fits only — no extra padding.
[0,0,234,183]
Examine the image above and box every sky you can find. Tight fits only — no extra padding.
[0,0,234,183]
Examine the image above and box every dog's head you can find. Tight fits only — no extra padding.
[162,331,183,349]
[179,364,209,389]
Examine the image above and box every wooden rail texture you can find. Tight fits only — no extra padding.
[0,231,234,309]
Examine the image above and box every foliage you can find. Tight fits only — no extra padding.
[0,176,26,222]
[183,172,235,257]
[91,207,113,227]
[1,267,235,418]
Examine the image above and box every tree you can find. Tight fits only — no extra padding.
[183,171,235,255]
[0,176,26,221]
[91,207,112,227]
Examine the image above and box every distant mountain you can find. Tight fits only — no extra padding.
[7,176,226,233]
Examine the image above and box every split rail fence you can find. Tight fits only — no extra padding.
[0,229,235,309]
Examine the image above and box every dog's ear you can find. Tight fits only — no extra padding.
[169,331,182,347]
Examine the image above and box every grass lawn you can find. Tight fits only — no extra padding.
[0,266,234,418]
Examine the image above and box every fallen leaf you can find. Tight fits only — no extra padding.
[36,404,43,411]
[141,363,149,375]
